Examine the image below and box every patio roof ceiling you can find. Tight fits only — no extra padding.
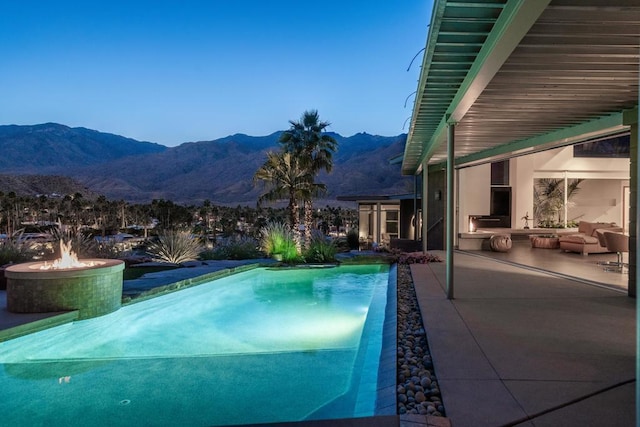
[402,0,640,174]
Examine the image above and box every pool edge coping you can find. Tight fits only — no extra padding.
[121,263,262,305]
[375,263,398,416]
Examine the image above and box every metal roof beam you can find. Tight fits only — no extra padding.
[411,0,551,174]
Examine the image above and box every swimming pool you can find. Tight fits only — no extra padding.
[0,264,393,426]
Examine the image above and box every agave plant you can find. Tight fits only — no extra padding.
[146,229,202,264]
[0,233,39,266]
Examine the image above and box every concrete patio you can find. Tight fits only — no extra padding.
[412,250,635,426]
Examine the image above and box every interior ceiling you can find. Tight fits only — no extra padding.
[402,0,640,174]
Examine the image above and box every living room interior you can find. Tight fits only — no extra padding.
[460,134,630,233]
[456,133,630,290]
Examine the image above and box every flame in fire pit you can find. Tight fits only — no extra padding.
[39,241,98,270]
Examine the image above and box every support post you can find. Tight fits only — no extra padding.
[564,171,568,228]
[422,166,429,252]
[413,175,418,241]
[376,202,382,247]
[446,122,456,300]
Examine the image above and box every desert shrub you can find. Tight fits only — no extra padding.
[333,236,351,253]
[346,229,360,250]
[50,228,119,259]
[303,231,337,263]
[0,237,38,266]
[91,239,128,259]
[200,235,261,260]
[43,229,123,260]
[259,221,299,263]
[146,229,201,264]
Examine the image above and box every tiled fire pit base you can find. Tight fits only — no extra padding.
[5,259,124,320]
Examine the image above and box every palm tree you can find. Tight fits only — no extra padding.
[279,110,337,246]
[254,151,324,245]
[534,178,583,226]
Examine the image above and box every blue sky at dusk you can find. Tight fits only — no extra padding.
[1,1,432,146]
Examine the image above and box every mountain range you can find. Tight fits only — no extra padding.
[0,123,411,205]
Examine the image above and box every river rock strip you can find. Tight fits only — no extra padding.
[396,264,445,417]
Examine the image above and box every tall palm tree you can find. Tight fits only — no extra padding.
[279,110,337,246]
[254,151,324,244]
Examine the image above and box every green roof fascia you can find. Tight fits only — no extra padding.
[409,0,448,123]
[455,112,630,167]
[400,0,448,176]
[623,106,639,125]
[389,153,404,165]
[404,0,551,176]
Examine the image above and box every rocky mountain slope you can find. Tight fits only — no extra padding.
[0,123,411,205]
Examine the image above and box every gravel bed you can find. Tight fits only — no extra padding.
[396,263,446,417]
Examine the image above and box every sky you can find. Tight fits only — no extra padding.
[1,1,432,147]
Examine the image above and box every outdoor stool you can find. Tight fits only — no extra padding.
[490,234,512,252]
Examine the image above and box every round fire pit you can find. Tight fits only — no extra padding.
[5,259,124,320]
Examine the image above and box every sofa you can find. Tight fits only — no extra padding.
[558,221,623,255]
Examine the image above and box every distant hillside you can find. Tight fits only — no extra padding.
[0,174,97,198]
[0,123,166,174]
[0,124,411,205]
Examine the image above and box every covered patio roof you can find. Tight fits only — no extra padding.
[402,0,640,174]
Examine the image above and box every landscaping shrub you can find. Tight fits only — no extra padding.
[303,231,337,263]
[333,236,351,253]
[91,239,128,259]
[200,235,261,260]
[48,228,130,260]
[0,237,38,266]
[346,229,360,250]
[259,221,299,263]
[146,229,201,264]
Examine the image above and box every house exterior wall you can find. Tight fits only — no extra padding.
[356,202,403,248]
[426,168,445,250]
[400,198,419,240]
[458,163,491,232]
[511,155,534,229]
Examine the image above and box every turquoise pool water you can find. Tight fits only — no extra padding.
[0,264,390,426]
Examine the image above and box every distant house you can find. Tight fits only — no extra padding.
[337,194,422,251]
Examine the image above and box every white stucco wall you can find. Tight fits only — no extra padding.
[458,163,490,231]
[568,179,628,226]
[511,155,534,228]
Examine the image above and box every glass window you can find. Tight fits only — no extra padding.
[491,160,509,186]
[573,134,630,158]
[383,210,399,238]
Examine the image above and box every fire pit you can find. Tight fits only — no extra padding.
[5,241,124,319]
